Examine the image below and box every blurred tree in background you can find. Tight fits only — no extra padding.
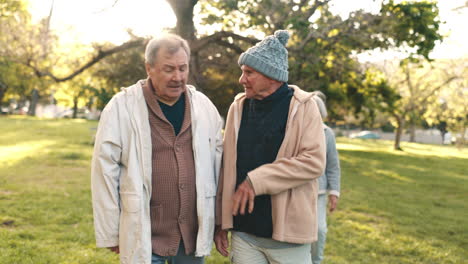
[0,0,145,115]
[2,0,465,148]
[423,58,468,146]
[170,0,443,119]
[378,59,460,150]
[0,0,46,113]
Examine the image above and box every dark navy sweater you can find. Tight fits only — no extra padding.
[233,83,293,238]
[158,94,185,136]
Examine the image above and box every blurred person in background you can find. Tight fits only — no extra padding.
[311,91,341,264]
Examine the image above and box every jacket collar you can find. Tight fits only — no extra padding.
[234,84,313,104]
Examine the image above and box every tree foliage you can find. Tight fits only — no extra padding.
[0,0,446,127]
[189,0,443,118]
[0,0,147,114]
[380,0,443,60]
[0,0,45,108]
[88,45,147,110]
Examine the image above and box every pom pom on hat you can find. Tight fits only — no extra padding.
[274,30,290,46]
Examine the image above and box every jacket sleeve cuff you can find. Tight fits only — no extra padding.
[215,199,222,226]
[247,171,265,195]
[96,237,119,248]
[245,176,256,195]
[328,190,340,197]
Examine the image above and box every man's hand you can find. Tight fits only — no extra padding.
[107,246,120,254]
[328,195,338,213]
[232,180,255,216]
[214,226,229,257]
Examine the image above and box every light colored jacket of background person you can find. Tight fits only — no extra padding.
[216,85,326,244]
[318,126,341,197]
[91,81,223,264]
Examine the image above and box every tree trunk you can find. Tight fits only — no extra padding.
[189,51,204,91]
[27,89,39,116]
[409,124,416,142]
[394,114,404,151]
[167,0,198,41]
[0,81,7,106]
[72,95,79,119]
[166,0,201,88]
[440,131,446,144]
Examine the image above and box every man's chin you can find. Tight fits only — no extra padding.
[168,91,183,98]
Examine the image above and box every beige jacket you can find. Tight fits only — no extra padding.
[216,85,326,244]
[91,82,223,264]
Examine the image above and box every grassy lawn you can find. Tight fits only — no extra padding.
[1,116,467,263]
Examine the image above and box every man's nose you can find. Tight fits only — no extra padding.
[172,70,182,81]
[239,73,245,84]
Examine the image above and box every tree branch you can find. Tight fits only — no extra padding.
[293,20,345,51]
[211,40,244,54]
[420,76,459,104]
[26,38,147,83]
[302,0,331,21]
[192,31,258,53]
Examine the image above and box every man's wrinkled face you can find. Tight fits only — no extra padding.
[146,47,189,105]
[239,65,276,100]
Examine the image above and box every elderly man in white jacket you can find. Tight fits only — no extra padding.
[91,34,223,264]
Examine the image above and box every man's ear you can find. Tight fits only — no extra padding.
[270,79,282,86]
[145,63,152,76]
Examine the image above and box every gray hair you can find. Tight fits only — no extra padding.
[312,91,328,119]
[145,34,191,66]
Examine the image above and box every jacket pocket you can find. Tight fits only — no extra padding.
[118,193,141,261]
[120,193,140,213]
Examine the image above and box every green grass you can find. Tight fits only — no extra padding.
[328,138,468,264]
[0,116,114,264]
[0,116,467,263]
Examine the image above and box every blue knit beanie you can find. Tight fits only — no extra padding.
[238,30,290,82]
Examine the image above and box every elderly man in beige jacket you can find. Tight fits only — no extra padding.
[91,34,223,264]
[214,30,326,264]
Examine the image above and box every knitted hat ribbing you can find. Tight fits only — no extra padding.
[238,30,290,82]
